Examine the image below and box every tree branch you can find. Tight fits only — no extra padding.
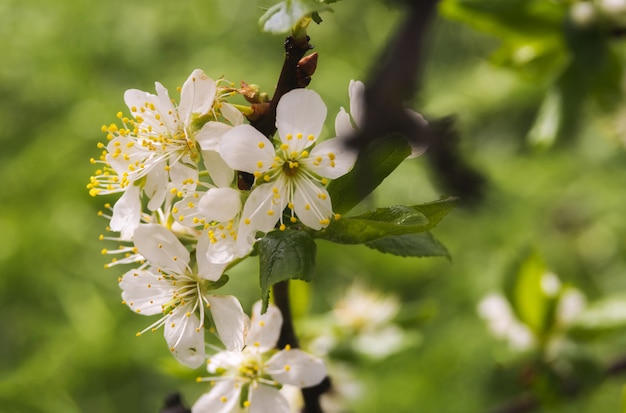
[250,36,314,138]
[249,35,328,413]
[348,0,486,204]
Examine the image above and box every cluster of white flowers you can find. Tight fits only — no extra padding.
[305,283,417,360]
[88,68,370,411]
[477,272,587,357]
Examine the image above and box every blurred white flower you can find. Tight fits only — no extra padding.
[570,1,597,27]
[309,283,415,360]
[477,285,587,355]
[193,301,326,413]
[477,293,535,352]
[333,283,400,330]
[556,288,587,327]
[281,362,363,413]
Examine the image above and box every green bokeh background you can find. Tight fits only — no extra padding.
[2,0,626,412]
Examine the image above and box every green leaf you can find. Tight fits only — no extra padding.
[258,230,316,312]
[440,0,564,39]
[503,251,559,338]
[314,198,456,245]
[563,22,623,112]
[365,232,449,258]
[409,197,458,228]
[327,135,411,215]
[567,295,626,342]
[440,0,568,80]
[527,87,561,149]
[489,37,568,80]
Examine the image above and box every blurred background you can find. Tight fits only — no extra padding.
[2,0,626,412]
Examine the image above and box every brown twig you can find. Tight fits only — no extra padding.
[248,34,328,413]
[250,36,314,138]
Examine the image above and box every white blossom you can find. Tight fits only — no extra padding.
[220,89,356,247]
[477,293,536,352]
[172,185,253,280]
[193,302,326,413]
[88,69,238,238]
[119,224,246,368]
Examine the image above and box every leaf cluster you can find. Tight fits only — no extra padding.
[440,0,624,147]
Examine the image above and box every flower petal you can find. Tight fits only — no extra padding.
[196,224,246,280]
[173,195,203,228]
[154,81,180,133]
[305,136,357,179]
[178,69,216,124]
[348,80,365,129]
[196,121,231,152]
[208,295,247,352]
[106,134,151,177]
[124,89,167,133]
[164,305,205,368]
[249,385,290,413]
[245,301,282,352]
[405,109,428,159]
[266,348,326,388]
[201,149,235,188]
[192,380,241,413]
[119,269,173,315]
[239,182,283,234]
[276,89,327,153]
[293,178,333,230]
[207,350,245,373]
[110,184,141,240]
[220,124,275,174]
[334,107,354,138]
[198,187,241,223]
[221,102,244,127]
[196,230,227,281]
[234,221,258,259]
[133,224,190,274]
[169,157,198,195]
[144,164,168,211]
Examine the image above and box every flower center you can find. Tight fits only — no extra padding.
[238,356,262,380]
[282,158,300,176]
[161,274,201,313]
[278,142,310,178]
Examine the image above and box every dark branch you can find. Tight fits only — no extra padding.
[348,0,438,150]
[348,0,485,204]
[273,280,300,350]
[274,280,331,413]
[250,36,314,138]
[425,117,487,204]
[159,392,191,413]
[249,35,328,413]
[240,36,316,190]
